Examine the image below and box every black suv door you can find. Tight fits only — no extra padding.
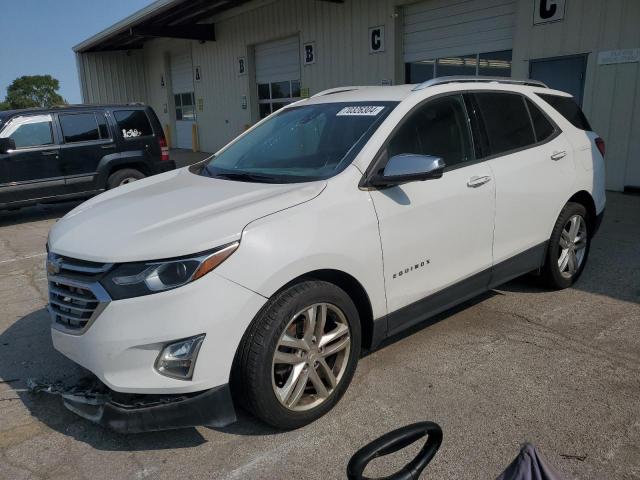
[0,113,65,205]
[56,111,113,193]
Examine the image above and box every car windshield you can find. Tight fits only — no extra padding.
[200,101,397,183]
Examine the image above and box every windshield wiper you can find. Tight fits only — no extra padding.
[212,172,277,183]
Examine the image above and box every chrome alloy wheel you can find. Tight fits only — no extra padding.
[272,303,351,412]
[558,214,588,278]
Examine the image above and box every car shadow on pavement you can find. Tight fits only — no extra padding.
[0,201,82,227]
[0,308,208,451]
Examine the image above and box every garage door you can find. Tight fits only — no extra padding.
[403,0,516,83]
[171,52,195,149]
[255,36,301,119]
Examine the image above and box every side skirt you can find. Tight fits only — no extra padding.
[370,242,547,347]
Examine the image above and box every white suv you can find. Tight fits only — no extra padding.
[47,77,605,432]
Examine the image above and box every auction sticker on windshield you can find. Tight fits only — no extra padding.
[336,106,385,116]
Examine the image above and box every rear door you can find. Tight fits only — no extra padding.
[369,94,495,334]
[468,91,574,278]
[56,111,114,193]
[0,113,65,204]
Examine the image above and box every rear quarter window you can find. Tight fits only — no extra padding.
[113,110,153,139]
[537,94,592,131]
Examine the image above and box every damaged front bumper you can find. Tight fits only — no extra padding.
[28,376,237,433]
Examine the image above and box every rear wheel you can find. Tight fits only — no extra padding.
[106,168,145,189]
[541,202,590,289]
[234,281,361,429]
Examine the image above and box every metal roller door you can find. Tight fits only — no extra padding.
[403,0,517,82]
[171,52,195,149]
[255,36,301,119]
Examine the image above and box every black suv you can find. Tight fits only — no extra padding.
[0,104,175,210]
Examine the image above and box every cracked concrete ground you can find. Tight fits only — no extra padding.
[0,192,638,480]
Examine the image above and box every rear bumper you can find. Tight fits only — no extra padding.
[62,380,236,433]
[153,160,176,174]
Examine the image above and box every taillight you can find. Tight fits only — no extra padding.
[595,137,605,158]
[159,136,170,161]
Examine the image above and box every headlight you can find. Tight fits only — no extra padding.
[102,242,239,300]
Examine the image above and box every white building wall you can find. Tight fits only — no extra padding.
[512,0,640,191]
[76,51,147,104]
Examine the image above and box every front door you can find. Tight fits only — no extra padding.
[530,55,587,106]
[369,95,495,335]
[0,113,65,205]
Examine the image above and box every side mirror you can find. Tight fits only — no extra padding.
[369,154,445,188]
[0,137,16,154]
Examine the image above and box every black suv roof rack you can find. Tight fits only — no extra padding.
[412,76,548,91]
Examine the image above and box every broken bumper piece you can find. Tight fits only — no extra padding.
[28,376,237,433]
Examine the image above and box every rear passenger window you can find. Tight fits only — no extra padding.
[113,110,153,139]
[537,94,592,131]
[526,98,555,142]
[474,93,535,156]
[59,113,100,143]
[387,95,473,167]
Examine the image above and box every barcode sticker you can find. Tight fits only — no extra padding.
[336,106,385,116]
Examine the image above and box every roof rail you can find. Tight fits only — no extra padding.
[412,76,548,91]
[311,86,367,97]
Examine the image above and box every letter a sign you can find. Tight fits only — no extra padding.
[533,0,566,25]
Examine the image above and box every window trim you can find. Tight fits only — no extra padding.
[58,111,103,145]
[464,90,562,162]
[360,92,478,187]
[0,113,56,151]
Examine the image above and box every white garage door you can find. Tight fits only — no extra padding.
[403,0,517,83]
[255,36,301,119]
[171,52,196,149]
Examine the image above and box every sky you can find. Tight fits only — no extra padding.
[0,0,153,104]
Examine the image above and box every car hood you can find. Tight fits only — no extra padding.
[49,168,326,263]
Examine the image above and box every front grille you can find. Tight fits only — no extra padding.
[47,253,111,334]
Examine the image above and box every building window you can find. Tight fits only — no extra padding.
[405,50,512,84]
[175,92,196,121]
[257,80,301,119]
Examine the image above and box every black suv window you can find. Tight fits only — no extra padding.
[387,95,473,167]
[473,92,535,156]
[59,113,100,143]
[537,94,592,131]
[113,110,153,138]
[526,98,555,143]
[0,114,53,148]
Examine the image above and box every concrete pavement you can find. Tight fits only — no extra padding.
[0,192,638,479]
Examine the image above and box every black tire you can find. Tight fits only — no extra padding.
[541,202,591,289]
[106,168,145,189]
[233,280,362,430]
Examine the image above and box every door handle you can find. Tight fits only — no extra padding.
[41,150,59,156]
[467,175,491,188]
[550,150,567,161]
[101,144,116,149]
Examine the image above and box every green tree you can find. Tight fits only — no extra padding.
[3,75,66,110]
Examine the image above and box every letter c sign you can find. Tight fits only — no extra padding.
[369,25,385,54]
[533,0,565,25]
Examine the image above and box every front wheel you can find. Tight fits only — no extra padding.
[541,202,590,289]
[233,281,361,429]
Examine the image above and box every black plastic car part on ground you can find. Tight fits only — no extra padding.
[28,375,236,433]
[0,103,175,210]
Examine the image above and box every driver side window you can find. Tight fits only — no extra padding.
[387,95,473,168]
